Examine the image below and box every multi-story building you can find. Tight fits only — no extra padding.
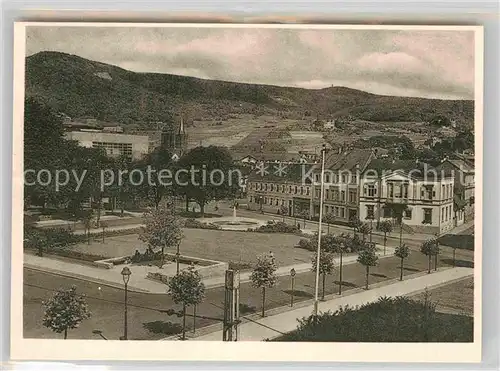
[437,155,475,219]
[310,149,374,223]
[65,130,149,160]
[246,163,314,216]
[358,160,459,234]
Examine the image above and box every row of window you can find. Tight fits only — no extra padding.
[249,196,290,207]
[363,184,451,201]
[441,205,453,223]
[314,172,357,184]
[325,205,346,218]
[250,182,311,196]
[441,184,454,200]
[314,188,357,203]
[93,141,133,157]
[365,205,413,220]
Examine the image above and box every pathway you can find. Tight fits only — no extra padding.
[193,267,474,341]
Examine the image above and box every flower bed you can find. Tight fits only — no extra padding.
[249,221,300,234]
[183,218,221,230]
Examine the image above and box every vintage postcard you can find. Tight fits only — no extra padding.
[11,22,483,362]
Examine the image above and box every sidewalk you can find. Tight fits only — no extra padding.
[193,267,473,341]
[23,245,395,293]
[72,223,144,235]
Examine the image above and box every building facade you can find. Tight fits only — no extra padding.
[246,163,314,216]
[358,167,459,235]
[310,149,374,223]
[65,131,149,160]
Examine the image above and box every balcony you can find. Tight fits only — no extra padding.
[386,196,409,204]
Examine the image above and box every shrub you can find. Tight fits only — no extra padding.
[130,249,164,263]
[296,238,315,252]
[254,221,299,234]
[184,218,221,230]
[24,226,85,250]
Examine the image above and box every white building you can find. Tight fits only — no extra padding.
[65,131,149,160]
[359,164,459,235]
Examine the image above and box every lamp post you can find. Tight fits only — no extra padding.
[290,268,296,307]
[313,144,326,317]
[121,266,131,340]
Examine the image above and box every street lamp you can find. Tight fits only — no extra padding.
[290,268,296,307]
[313,144,327,317]
[121,266,131,340]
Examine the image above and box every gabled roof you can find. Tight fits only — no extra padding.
[311,148,374,173]
[364,159,454,180]
[247,162,315,183]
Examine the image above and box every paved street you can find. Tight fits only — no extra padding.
[194,267,474,341]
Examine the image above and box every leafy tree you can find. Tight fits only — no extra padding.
[279,204,288,222]
[177,146,240,217]
[323,212,336,233]
[378,220,393,255]
[357,245,378,290]
[394,243,410,281]
[359,222,371,242]
[139,202,184,268]
[420,239,438,274]
[42,286,91,339]
[167,265,205,340]
[250,252,278,317]
[136,148,175,209]
[348,216,362,237]
[328,234,350,295]
[311,249,335,300]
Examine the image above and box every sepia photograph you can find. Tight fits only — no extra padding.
[11,22,482,362]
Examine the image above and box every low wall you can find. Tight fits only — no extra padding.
[93,256,131,269]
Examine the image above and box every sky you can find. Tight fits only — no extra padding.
[26,26,476,100]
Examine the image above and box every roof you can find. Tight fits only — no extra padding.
[311,148,374,172]
[247,162,315,183]
[365,159,454,180]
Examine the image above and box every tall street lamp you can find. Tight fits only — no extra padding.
[121,266,131,340]
[313,144,326,317]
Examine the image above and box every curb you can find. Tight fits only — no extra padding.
[24,265,151,293]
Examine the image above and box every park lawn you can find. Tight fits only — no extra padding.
[411,277,474,316]
[70,229,309,267]
[24,251,461,340]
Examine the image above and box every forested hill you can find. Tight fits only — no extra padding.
[26,51,474,127]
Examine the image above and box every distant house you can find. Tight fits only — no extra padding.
[324,120,336,130]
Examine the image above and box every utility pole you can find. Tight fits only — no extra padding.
[222,270,240,341]
[313,144,326,317]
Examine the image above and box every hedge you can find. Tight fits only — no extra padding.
[252,221,300,234]
[273,296,473,342]
[183,218,221,230]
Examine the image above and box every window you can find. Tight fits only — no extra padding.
[367,184,376,197]
[265,184,268,191]
[442,185,445,199]
[442,208,445,222]
[264,197,268,204]
[349,190,357,203]
[404,209,412,219]
[325,189,330,200]
[294,186,298,194]
[269,198,273,205]
[342,174,347,184]
[388,183,394,197]
[275,199,279,206]
[423,208,432,224]
[333,190,339,201]
[340,208,345,218]
[325,174,330,183]
[352,175,357,184]
[403,184,409,198]
[300,187,304,195]
[306,187,310,196]
[341,190,346,202]
[366,205,375,219]
[315,174,320,182]
[289,185,292,193]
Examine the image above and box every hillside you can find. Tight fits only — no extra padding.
[25,51,474,127]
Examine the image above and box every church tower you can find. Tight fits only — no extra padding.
[161,115,188,157]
